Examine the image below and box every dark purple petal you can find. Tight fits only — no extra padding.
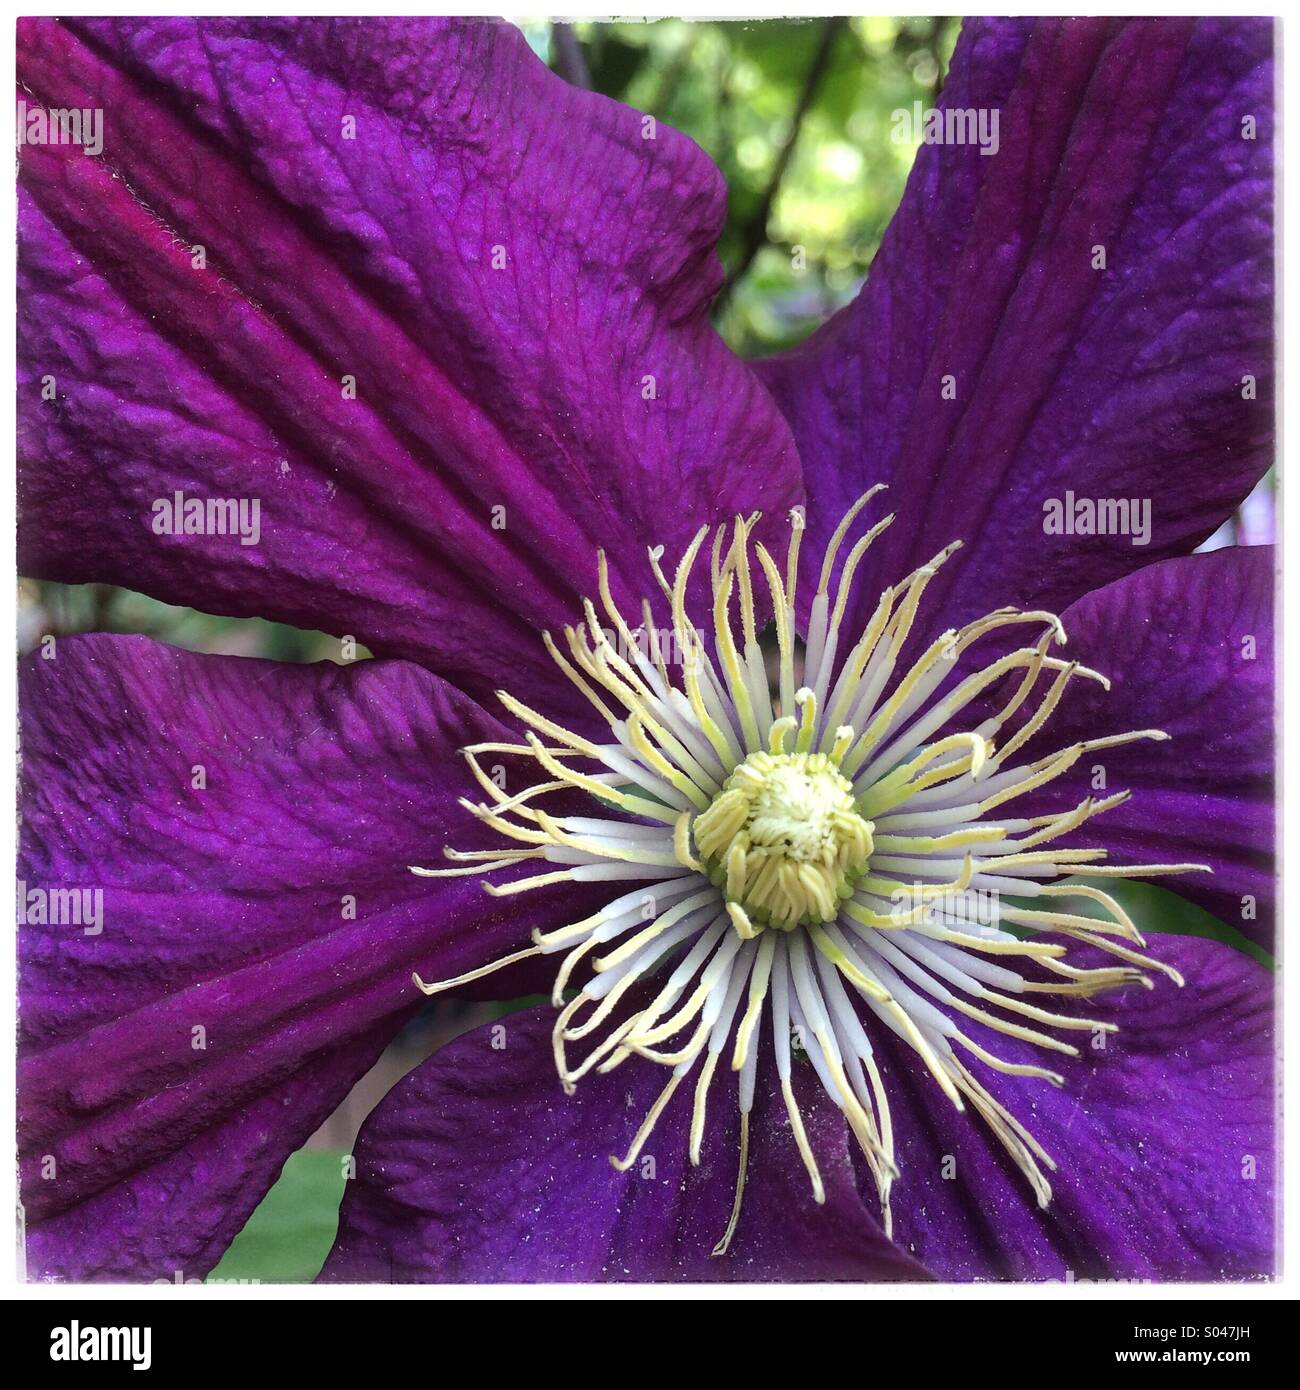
[17,17,801,712]
[880,935,1274,1281]
[25,1023,395,1286]
[758,18,1273,638]
[19,635,601,1280]
[320,1006,929,1283]
[1023,546,1275,947]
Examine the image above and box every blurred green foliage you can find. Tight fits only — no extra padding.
[533,17,960,354]
[19,579,350,662]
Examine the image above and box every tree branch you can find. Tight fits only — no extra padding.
[718,17,846,308]
[551,22,592,90]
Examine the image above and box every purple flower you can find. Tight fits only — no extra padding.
[17,16,1274,1283]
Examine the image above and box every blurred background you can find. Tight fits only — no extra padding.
[16,16,1275,1280]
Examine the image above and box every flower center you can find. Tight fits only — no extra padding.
[695,751,873,930]
[412,491,1204,1257]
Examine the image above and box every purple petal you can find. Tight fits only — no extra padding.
[17,17,801,711]
[320,1006,929,1283]
[758,18,1273,638]
[880,935,1274,1281]
[1022,546,1275,947]
[19,635,597,1280]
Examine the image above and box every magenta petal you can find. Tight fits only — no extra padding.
[1020,546,1275,948]
[880,935,1274,1281]
[758,17,1273,638]
[18,635,596,1280]
[320,1007,929,1283]
[17,17,801,711]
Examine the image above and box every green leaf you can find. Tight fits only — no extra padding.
[208,1149,349,1285]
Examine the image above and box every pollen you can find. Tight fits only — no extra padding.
[409,488,1209,1256]
[695,749,873,929]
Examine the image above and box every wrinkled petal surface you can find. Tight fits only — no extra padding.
[321,1007,928,1283]
[18,635,595,1280]
[880,934,1275,1281]
[759,18,1273,639]
[17,16,801,711]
